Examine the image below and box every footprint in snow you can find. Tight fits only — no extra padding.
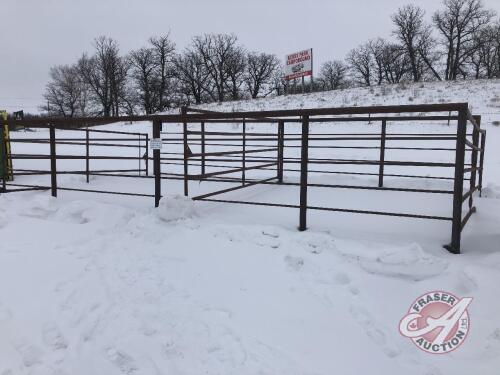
[284,255,304,271]
[12,339,44,368]
[42,323,68,351]
[106,347,138,374]
[163,341,185,360]
[295,232,336,255]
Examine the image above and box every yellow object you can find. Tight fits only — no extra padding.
[1,110,13,181]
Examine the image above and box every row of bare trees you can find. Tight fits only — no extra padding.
[44,33,282,116]
[317,0,500,91]
[44,0,500,116]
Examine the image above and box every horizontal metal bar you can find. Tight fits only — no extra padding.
[277,181,453,194]
[162,136,457,142]
[190,147,277,158]
[196,198,453,221]
[11,155,143,160]
[187,130,278,137]
[6,183,154,198]
[188,157,456,168]
[9,138,143,142]
[5,103,469,127]
[2,187,49,193]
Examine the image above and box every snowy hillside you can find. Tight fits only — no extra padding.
[1,79,500,375]
[196,78,500,125]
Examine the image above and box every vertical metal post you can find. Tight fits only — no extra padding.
[277,120,284,183]
[49,124,57,197]
[145,134,149,177]
[201,122,206,176]
[182,106,189,196]
[85,128,90,183]
[478,130,486,197]
[378,119,387,188]
[299,115,309,231]
[446,107,467,254]
[469,117,480,208]
[153,120,161,207]
[138,134,141,175]
[242,119,246,185]
[0,125,6,192]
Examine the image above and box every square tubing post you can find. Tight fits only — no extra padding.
[479,130,486,197]
[138,134,141,175]
[49,124,57,197]
[85,128,90,183]
[446,107,467,254]
[0,125,5,192]
[378,119,387,188]
[469,117,480,209]
[299,115,309,231]
[182,107,189,197]
[153,120,162,207]
[201,122,206,176]
[242,119,246,185]
[145,134,149,177]
[277,120,284,183]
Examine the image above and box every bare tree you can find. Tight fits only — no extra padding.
[150,35,176,110]
[43,64,88,117]
[380,44,410,83]
[417,28,444,81]
[78,36,128,116]
[494,21,500,77]
[434,0,495,80]
[318,60,348,90]
[173,50,211,105]
[244,52,280,98]
[347,44,373,86]
[225,46,247,100]
[468,22,500,78]
[367,38,388,85]
[129,47,157,114]
[129,35,176,114]
[191,34,244,102]
[392,5,428,82]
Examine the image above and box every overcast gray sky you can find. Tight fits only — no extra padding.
[2,0,500,113]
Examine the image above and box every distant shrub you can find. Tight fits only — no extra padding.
[492,121,500,126]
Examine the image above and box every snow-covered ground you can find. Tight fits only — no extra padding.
[1,80,500,374]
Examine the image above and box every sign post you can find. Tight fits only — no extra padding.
[285,49,313,93]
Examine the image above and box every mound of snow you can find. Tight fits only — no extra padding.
[483,184,500,199]
[358,243,450,281]
[157,195,197,222]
